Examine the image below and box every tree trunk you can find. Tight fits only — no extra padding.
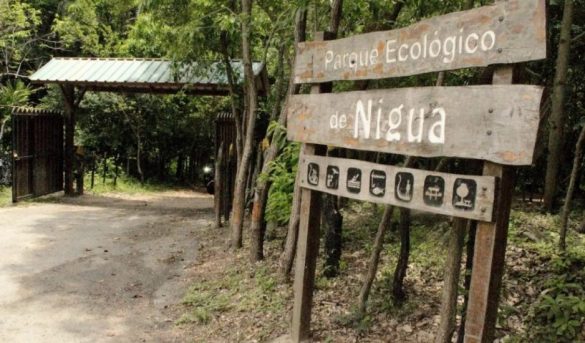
[136,135,144,183]
[0,117,9,144]
[249,145,267,261]
[543,0,574,212]
[357,205,394,314]
[176,154,185,180]
[220,33,243,167]
[392,208,411,304]
[356,157,413,314]
[322,191,343,278]
[280,171,302,281]
[435,219,467,343]
[559,125,585,250]
[254,7,307,265]
[329,0,343,37]
[102,157,108,184]
[457,222,477,343]
[90,157,96,189]
[230,0,258,249]
[215,142,224,228]
[321,0,345,279]
[268,44,287,121]
[113,157,119,186]
[249,46,288,261]
[578,213,585,234]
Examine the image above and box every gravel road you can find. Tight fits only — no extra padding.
[0,191,213,343]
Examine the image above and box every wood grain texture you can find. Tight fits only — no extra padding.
[287,85,543,166]
[464,65,515,343]
[294,0,546,83]
[300,155,496,222]
[290,33,332,342]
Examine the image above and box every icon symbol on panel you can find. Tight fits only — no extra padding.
[347,168,362,194]
[370,170,386,197]
[395,172,414,202]
[423,175,445,207]
[326,166,340,189]
[307,163,319,186]
[453,179,477,210]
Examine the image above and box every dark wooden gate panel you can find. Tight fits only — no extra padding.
[12,109,63,202]
[215,112,237,220]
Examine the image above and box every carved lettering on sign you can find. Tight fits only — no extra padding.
[295,0,546,83]
[287,85,544,166]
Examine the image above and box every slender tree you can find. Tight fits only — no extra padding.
[321,0,344,278]
[278,7,309,278]
[559,125,585,250]
[435,219,467,343]
[249,43,287,261]
[543,0,575,211]
[230,0,258,248]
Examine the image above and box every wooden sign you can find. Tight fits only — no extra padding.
[300,154,496,222]
[294,0,546,83]
[287,85,543,166]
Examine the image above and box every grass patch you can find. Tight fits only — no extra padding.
[178,257,288,340]
[0,186,11,207]
[85,174,174,195]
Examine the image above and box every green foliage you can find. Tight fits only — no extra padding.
[0,186,11,206]
[527,252,585,342]
[53,0,139,56]
[0,0,41,74]
[84,173,170,195]
[0,80,32,151]
[261,139,300,225]
[180,264,284,327]
[0,80,31,118]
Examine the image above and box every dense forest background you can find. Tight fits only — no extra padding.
[1,0,585,341]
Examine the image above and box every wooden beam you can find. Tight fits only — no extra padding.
[60,85,76,196]
[290,31,333,343]
[464,65,515,343]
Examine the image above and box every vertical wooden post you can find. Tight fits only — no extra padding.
[215,142,224,228]
[464,65,515,343]
[60,85,76,196]
[290,31,333,343]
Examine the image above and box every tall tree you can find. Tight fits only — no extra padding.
[278,6,308,278]
[321,0,344,278]
[543,0,575,211]
[559,124,585,250]
[230,0,258,249]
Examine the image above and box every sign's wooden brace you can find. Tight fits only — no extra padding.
[290,31,333,343]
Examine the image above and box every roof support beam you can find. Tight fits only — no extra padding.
[60,84,85,197]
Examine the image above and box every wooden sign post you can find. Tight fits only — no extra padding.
[291,31,333,343]
[286,1,546,342]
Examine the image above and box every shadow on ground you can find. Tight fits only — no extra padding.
[0,190,213,343]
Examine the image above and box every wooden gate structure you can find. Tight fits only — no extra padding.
[11,107,64,202]
[215,112,238,222]
[28,58,269,219]
[285,0,546,342]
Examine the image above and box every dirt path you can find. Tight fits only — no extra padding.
[0,190,213,343]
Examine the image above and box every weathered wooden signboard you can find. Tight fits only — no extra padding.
[300,154,496,221]
[286,1,546,343]
[287,85,543,166]
[294,0,546,83]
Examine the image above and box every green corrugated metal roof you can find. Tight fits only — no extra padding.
[29,58,268,95]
